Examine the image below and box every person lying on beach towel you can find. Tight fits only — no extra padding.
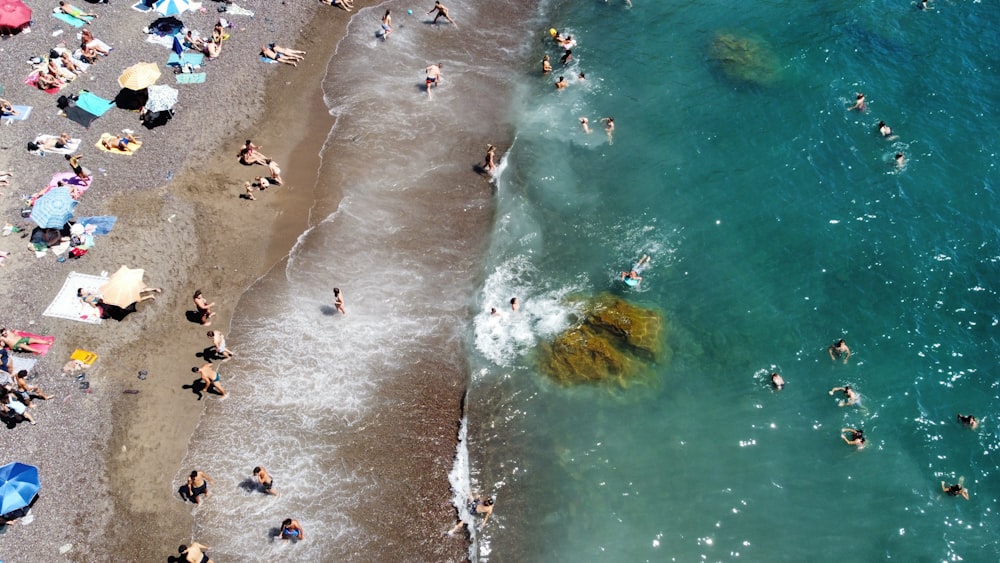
[36,132,74,151]
[98,132,141,154]
[58,2,98,19]
[260,44,305,66]
[47,58,77,81]
[35,70,65,91]
[81,28,110,55]
[58,51,87,75]
[0,99,18,117]
[0,329,54,355]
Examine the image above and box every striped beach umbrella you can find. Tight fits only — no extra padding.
[0,462,40,515]
[118,62,161,91]
[154,0,195,17]
[30,187,77,229]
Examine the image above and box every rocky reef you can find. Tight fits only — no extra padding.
[709,32,780,87]
[539,294,666,387]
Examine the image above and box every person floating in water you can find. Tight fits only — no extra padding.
[828,339,851,363]
[957,413,979,430]
[841,427,866,449]
[848,92,866,112]
[620,255,650,286]
[941,481,969,500]
[829,385,859,407]
[510,297,519,312]
[877,120,897,140]
[770,372,785,390]
[894,152,905,170]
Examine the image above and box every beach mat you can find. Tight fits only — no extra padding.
[9,330,56,355]
[76,91,114,116]
[43,271,108,324]
[64,105,101,128]
[131,1,153,12]
[23,72,62,95]
[167,52,204,67]
[46,172,92,193]
[52,12,94,29]
[2,106,32,122]
[77,216,117,235]
[34,135,81,155]
[96,134,142,155]
[11,357,37,374]
[224,4,254,17]
[175,73,206,84]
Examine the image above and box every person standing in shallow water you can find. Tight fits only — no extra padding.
[280,518,305,541]
[828,339,850,363]
[253,466,279,497]
[380,9,392,40]
[426,1,456,25]
[187,470,215,505]
[333,287,346,314]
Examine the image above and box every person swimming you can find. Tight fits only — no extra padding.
[841,427,866,449]
[829,385,859,407]
[941,481,969,500]
[620,255,650,286]
[770,373,785,390]
[957,413,979,430]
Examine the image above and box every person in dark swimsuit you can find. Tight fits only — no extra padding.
[957,414,979,430]
[186,470,214,505]
[253,466,279,496]
[841,427,866,449]
[828,339,851,363]
[941,481,969,500]
[770,373,785,390]
[179,542,214,563]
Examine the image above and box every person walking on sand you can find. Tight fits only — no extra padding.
[828,338,851,363]
[280,518,305,541]
[381,9,393,40]
[253,466,279,497]
[207,331,233,362]
[186,470,215,505]
[180,542,214,563]
[425,63,443,98]
[427,1,457,25]
[333,287,346,315]
[193,290,216,326]
[193,362,227,398]
[484,145,497,174]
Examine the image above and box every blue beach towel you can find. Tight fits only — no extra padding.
[75,92,114,116]
[259,55,278,64]
[52,12,93,28]
[167,52,205,67]
[1,105,32,122]
[131,1,153,12]
[175,73,206,84]
[77,216,118,235]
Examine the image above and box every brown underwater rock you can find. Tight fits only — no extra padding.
[709,32,780,87]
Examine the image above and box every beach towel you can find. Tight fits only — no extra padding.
[10,357,37,374]
[145,33,175,49]
[96,134,142,155]
[52,11,94,29]
[224,4,255,17]
[46,172,92,193]
[33,135,81,155]
[131,0,153,12]
[23,71,63,95]
[1,106,32,122]
[167,52,204,67]
[175,73,206,84]
[63,105,101,128]
[77,216,117,235]
[75,91,114,116]
[43,271,108,324]
[8,330,56,355]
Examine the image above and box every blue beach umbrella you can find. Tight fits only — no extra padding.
[0,462,40,515]
[30,187,77,229]
[154,0,195,17]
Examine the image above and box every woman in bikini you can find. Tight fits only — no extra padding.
[238,140,269,166]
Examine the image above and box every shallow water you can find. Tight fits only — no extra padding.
[466,0,1000,561]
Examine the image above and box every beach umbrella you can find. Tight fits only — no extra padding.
[100,266,146,308]
[144,84,178,112]
[0,462,40,515]
[0,0,31,34]
[29,187,77,229]
[117,62,161,91]
[154,0,195,17]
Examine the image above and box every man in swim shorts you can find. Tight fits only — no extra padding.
[207,331,233,362]
[193,362,227,398]
[828,339,851,363]
[253,466,279,496]
[0,329,50,355]
[425,63,443,98]
[426,1,456,25]
[179,542,214,563]
[186,470,215,505]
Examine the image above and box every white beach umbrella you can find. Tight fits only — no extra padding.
[154,0,196,17]
[144,84,178,112]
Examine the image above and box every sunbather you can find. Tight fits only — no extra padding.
[238,140,269,166]
[202,39,222,59]
[102,132,139,151]
[36,71,63,91]
[79,45,100,64]
[212,20,230,43]
[59,52,85,75]
[59,2,98,19]
[0,329,49,355]
[47,58,76,81]
[38,133,72,151]
[15,370,51,403]
[80,28,110,55]
[0,99,17,116]
[261,45,301,66]
[272,44,306,58]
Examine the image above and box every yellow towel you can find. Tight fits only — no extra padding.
[96,133,142,155]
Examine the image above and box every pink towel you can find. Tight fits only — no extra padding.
[10,330,55,356]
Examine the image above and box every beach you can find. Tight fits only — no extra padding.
[0,0,487,560]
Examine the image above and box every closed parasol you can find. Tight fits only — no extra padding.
[144,84,178,112]
[100,266,147,308]
[0,462,40,516]
[0,0,31,34]
[118,62,161,91]
[29,187,77,229]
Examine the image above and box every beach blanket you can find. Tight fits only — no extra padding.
[167,52,204,67]
[259,55,278,64]
[175,73,206,84]
[43,272,108,324]
[10,357,37,374]
[145,33,175,48]
[77,216,117,235]
[224,4,255,17]
[96,134,142,155]
[1,106,32,122]
[76,91,114,116]
[8,330,56,355]
[23,71,63,95]
[46,172,92,193]
[64,106,100,128]
[52,11,94,29]
[33,135,81,155]
[131,0,153,12]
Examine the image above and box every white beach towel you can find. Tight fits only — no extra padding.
[224,4,255,17]
[43,271,108,324]
[34,135,82,155]
[145,33,176,49]
[11,357,37,373]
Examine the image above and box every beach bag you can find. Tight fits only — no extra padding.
[69,247,88,258]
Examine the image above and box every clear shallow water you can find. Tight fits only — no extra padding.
[468,1,1000,561]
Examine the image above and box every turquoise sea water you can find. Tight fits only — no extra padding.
[468,1,1000,561]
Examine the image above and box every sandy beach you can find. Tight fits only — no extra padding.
[0,0,466,560]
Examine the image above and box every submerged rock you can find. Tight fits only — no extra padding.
[709,32,780,87]
[539,294,666,386]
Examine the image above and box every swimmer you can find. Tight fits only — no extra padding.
[578,72,586,81]
[620,254,649,285]
[829,385,859,407]
[894,152,905,170]
[841,427,866,449]
[560,50,572,65]
[918,0,932,10]
[555,76,568,90]
[957,414,979,430]
[828,339,851,363]
[770,372,785,390]
[541,55,552,74]
[600,116,615,145]
[941,481,969,500]
[877,120,896,140]
[510,297,519,312]
[849,92,866,112]
[579,117,591,134]
[490,307,500,317]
